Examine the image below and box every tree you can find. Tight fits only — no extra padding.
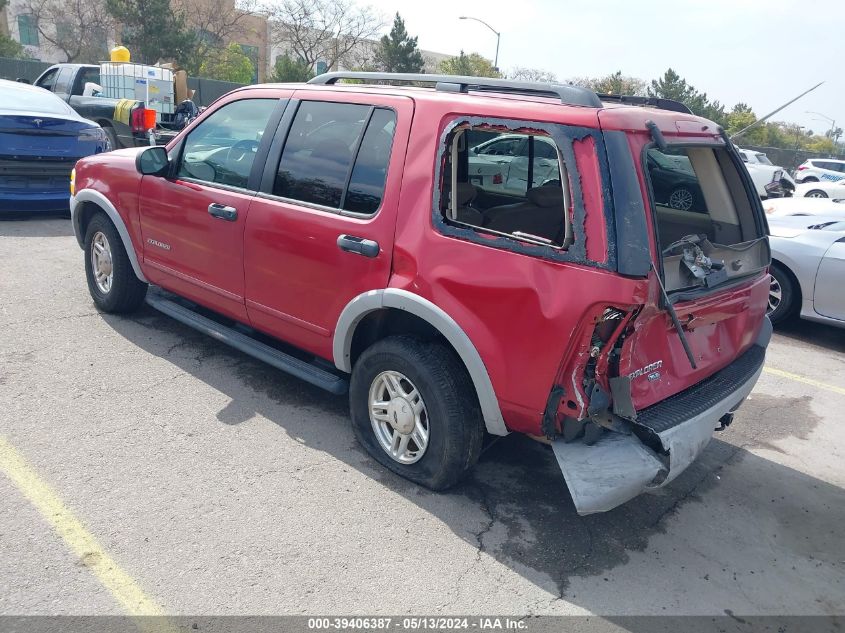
[199,42,254,83]
[373,12,423,73]
[569,70,646,96]
[267,0,383,71]
[22,0,113,62]
[270,52,314,82]
[438,51,500,78]
[508,67,557,83]
[106,0,196,65]
[648,68,726,126]
[0,34,26,58]
[177,0,260,76]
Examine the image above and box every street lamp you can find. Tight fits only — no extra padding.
[806,110,836,138]
[458,16,500,70]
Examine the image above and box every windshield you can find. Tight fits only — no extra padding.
[754,153,773,165]
[0,84,73,115]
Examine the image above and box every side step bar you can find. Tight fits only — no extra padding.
[145,290,349,395]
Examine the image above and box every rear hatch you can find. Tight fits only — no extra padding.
[620,140,770,411]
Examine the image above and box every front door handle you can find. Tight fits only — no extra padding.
[208,203,238,221]
[337,234,379,258]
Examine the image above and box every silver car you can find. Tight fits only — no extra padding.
[768,216,845,328]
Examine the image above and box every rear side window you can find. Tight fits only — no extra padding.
[53,67,73,95]
[440,127,571,248]
[273,101,396,214]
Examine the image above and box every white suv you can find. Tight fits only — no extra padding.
[795,158,845,183]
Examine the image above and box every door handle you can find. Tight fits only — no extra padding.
[208,203,238,221]
[337,234,379,258]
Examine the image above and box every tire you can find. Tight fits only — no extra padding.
[84,213,147,313]
[768,264,797,325]
[805,189,828,199]
[102,125,119,151]
[349,336,484,490]
[668,187,694,211]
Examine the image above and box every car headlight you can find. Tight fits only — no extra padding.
[78,127,109,148]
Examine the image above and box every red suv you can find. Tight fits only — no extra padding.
[69,73,772,514]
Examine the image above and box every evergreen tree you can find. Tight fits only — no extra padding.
[648,68,726,126]
[374,13,424,73]
[106,0,196,65]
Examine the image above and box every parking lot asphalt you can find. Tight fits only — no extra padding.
[1,215,844,618]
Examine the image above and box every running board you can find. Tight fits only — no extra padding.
[145,291,348,395]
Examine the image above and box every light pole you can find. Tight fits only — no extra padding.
[458,16,500,71]
[806,110,836,139]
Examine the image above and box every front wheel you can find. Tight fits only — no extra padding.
[84,213,147,313]
[349,336,484,490]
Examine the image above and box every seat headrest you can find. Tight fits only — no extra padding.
[455,182,478,206]
[527,183,563,208]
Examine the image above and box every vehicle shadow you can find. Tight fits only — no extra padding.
[101,306,845,607]
[773,319,845,353]
[0,215,74,238]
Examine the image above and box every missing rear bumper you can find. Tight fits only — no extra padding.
[552,344,765,515]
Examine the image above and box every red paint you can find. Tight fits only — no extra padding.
[73,84,768,437]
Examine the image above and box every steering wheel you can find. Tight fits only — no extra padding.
[225,139,261,168]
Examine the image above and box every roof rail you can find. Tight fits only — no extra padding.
[596,94,692,114]
[307,72,603,108]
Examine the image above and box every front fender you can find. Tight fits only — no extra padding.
[70,189,147,283]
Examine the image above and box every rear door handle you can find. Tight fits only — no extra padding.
[208,203,238,221]
[337,234,379,258]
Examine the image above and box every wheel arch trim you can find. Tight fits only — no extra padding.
[70,189,148,283]
[334,288,508,436]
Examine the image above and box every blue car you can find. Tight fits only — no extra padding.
[1,78,110,213]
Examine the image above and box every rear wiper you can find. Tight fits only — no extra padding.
[651,262,698,370]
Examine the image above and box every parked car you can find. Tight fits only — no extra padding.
[767,215,845,328]
[763,196,845,219]
[0,78,110,213]
[33,64,177,150]
[737,147,795,196]
[69,73,772,514]
[794,158,845,183]
[794,179,845,199]
[468,133,560,195]
[645,149,706,211]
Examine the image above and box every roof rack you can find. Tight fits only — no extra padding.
[307,72,604,108]
[596,94,692,114]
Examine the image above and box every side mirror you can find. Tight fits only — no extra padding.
[136,146,169,176]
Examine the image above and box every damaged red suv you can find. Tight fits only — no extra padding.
[69,73,771,514]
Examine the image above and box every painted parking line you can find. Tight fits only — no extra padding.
[0,435,173,630]
[763,367,845,397]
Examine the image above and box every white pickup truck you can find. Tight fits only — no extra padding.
[737,147,795,199]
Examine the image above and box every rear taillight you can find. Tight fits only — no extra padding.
[797,166,807,171]
[130,107,156,133]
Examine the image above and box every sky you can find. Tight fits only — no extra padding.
[363,0,843,136]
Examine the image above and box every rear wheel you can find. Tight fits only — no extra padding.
[84,213,147,313]
[805,189,828,198]
[349,336,484,490]
[102,125,119,151]
[768,264,797,325]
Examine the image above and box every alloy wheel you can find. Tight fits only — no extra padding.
[368,370,429,464]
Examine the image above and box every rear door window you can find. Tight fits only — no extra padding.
[53,67,73,96]
[273,101,396,214]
